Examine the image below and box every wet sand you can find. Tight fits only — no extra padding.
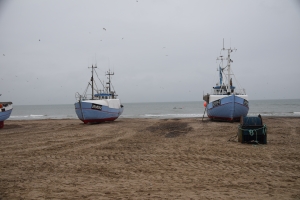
[0,117,300,199]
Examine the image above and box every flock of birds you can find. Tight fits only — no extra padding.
[2,7,173,94]
[101,27,168,56]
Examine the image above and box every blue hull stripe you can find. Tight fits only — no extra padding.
[0,109,12,121]
[74,102,123,122]
[207,95,248,120]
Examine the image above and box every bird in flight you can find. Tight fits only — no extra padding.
[103,28,106,31]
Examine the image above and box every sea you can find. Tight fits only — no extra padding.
[8,99,300,120]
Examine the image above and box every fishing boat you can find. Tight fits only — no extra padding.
[74,65,124,124]
[203,41,249,121]
[0,95,13,128]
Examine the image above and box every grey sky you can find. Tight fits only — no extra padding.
[1,0,300,105]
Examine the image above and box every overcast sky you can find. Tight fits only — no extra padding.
[1,0,300,105]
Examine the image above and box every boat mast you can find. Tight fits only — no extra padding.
[88,65,97,100]
[106,69,114,93]
[217,39,237,93]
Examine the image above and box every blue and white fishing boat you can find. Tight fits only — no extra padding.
[0,95,13,128]
[203,41,249,121]
[74,65,124,124]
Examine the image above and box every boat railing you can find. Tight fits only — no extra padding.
[75,93,94,101]
[211,88,247,95]
[75,92,82,101]
[75,92,117,101]
[79,94,98,101]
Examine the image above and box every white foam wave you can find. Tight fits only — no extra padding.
[9,114,48,120]
[143,113,201,118]
[30,114,46,117]
[10,115,29,118]
[248,112,300,117]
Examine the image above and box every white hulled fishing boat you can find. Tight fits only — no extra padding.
[74,65,123,124]
[203,41,249,121]
[0,94,13,128]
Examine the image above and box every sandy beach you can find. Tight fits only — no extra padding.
[0,117,300,199]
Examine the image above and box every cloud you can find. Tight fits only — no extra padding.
[0,0,299,105]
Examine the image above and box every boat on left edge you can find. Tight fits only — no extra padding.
[74,65,124,124]
[0,94,13,128]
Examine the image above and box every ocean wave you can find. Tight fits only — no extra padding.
[10,115,29,118]
[30,114,46,117]
[248,112,300,117]
[143,113,201,118]
[8,114,77,120]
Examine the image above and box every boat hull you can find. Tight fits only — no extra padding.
[0,108,13,128]
[206,95,248,121]
[74,100,123,124]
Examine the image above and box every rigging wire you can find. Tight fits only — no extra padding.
[230,67,245,94]
[94,69,105,88]
[83,82,91,98]
[111,82,116,94]
[93,80,99,94]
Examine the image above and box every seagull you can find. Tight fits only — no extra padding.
[3,54,5,56]
[103,28,106,31]
[39,39,40,41]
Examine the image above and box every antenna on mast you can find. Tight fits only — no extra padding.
[88,65,97,100]
[223,38,224,50]
[106,69,114,93]
[95,53,97,66]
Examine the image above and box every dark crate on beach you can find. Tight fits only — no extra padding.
[238,115,267,144]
